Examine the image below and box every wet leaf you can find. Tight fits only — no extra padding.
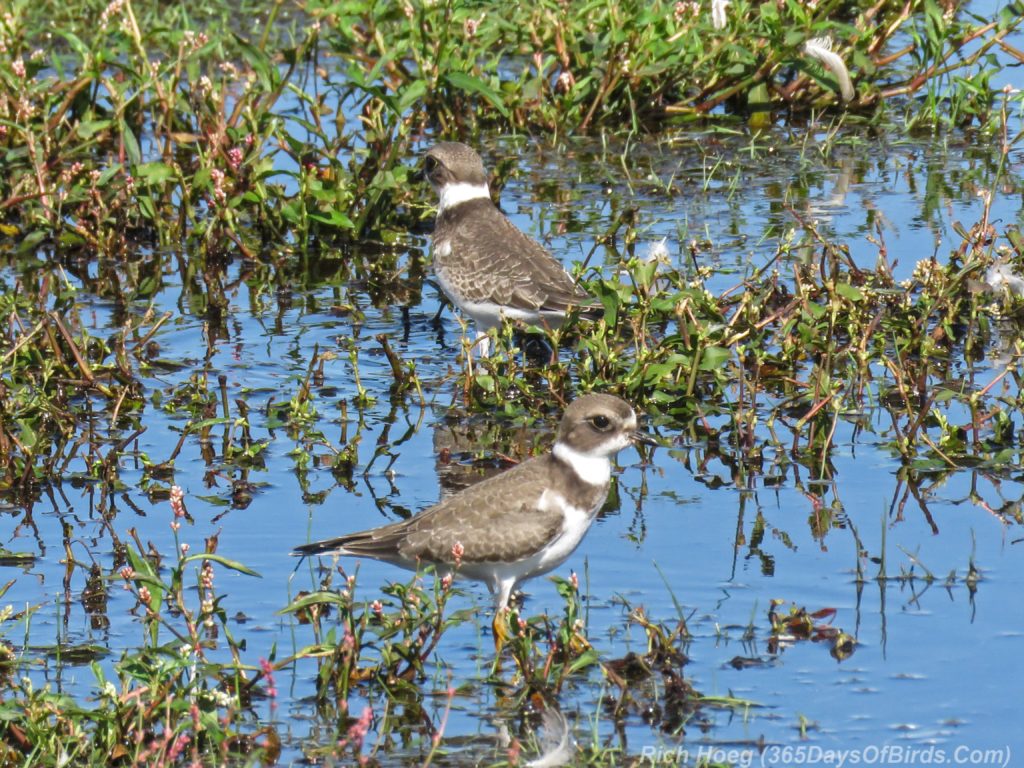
[182,553,260,577]
[41,644,111,663]
[831,632,856,661]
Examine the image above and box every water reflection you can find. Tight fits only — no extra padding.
[3,125,1024,761]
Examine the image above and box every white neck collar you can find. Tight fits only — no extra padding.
[437,182,490,215]
[552,442,612,487]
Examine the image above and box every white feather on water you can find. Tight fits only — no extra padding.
[803,36,855,102]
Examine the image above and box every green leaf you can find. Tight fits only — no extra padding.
[280,590,350,614]
[397,79,427,113]
[182,553,261,577]
[97,165,122,186]
[195,494,232,506]
[135,161,176,185]
[280,200,303,224]
[126,548,159,583]
[137,195,155,220]
[309,210,355,229]
[444,72,510,118]
[188,416,232,430]
[17,230,48,255]
[567,648,601,674]
[193,167,212,190]
[16,419,37,448]
[120,120,142,165]
[76,120,112,139]
[699,346,731,371]
[56,31,89,60]
[835,282,864,302]
[232,33,278,90]
[805,302,826,320]
[989,448,1018,466]
[126,548,165,618]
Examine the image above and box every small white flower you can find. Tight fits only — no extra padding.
[212,688,236,707]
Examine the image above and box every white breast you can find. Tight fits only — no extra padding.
[535,489,597,571]
[469,488,601,604]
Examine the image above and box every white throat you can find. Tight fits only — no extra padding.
[437,182,490,214]
[553,442,612,487]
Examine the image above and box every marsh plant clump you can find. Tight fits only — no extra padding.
[0,0,1023,764]
[0,0,1021,252]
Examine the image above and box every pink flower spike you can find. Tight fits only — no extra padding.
[451,541,465,568]
[170,485,186,518]
[346,705,373,748]
[168,734,191,760]
[259,658,277,698]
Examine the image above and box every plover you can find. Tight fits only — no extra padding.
[294,394,652,612]
[423,142,598,358]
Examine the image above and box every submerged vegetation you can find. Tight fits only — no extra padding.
[0,0,1023,763]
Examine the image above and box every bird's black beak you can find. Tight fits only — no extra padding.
[631,430,659,447]
[414,154,438,185]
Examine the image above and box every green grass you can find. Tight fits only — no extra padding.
[1,0,1021,258]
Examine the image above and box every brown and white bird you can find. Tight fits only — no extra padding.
[422,142,598,357]
[294,394,652,611]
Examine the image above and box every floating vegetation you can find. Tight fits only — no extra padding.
[767,601,856,660]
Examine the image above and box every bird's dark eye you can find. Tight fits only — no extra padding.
[591,414,611,430]
[424,156,437,173]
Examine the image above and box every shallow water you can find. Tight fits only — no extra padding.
[5,29,1024,768]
